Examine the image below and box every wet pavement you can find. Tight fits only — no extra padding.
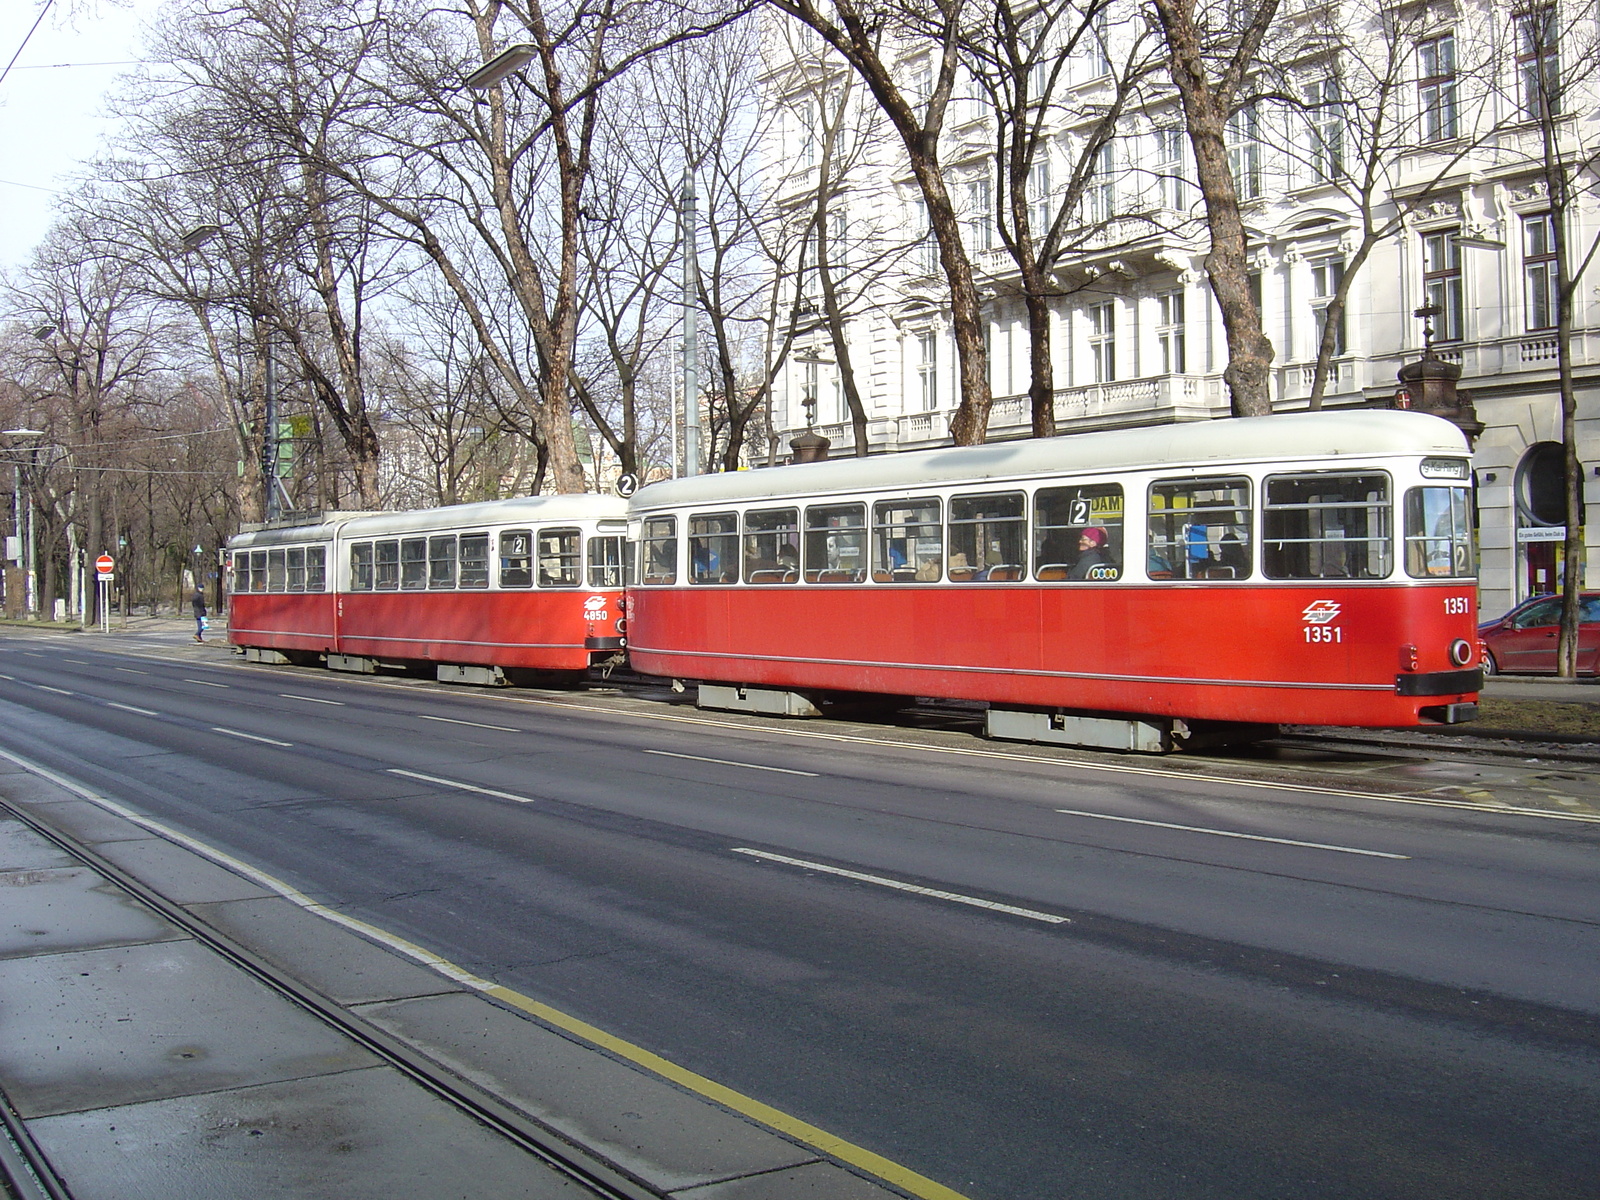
[0,684,897,1200]
[1,617,1596,1198]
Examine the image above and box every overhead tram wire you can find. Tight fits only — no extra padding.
[0,0,55,89]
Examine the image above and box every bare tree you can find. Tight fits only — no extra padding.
[1148,0,1281,416]
[767,0,995,443]
[961,0,1159,436]
[1495,4,1600,675]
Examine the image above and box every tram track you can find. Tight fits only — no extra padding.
[0,790,669,1200]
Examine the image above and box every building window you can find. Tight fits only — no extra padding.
[1422,230,1463,343]
[1028,157,1052,235]
[917,330,938,410]
[1523,212,1558,331]
[1087,302,1115,383]
[1085,142,1116,225]
[1306,76,1343,183]
[966,177,993,253]
[1418,34,1458,142]
[910,58,933,119]
[1154,128,1189,211]
[1516,8,1559,120]
[909,199,938,275]
[1157,290,1186,374]
[1309,255,1346,355]
[796,98,818,170]
[1081,8,1110,79]
[1225,107,1261,199]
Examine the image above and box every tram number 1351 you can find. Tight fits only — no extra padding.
[1304,625,1343,643]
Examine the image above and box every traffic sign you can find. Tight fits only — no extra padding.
[95,554,115,574]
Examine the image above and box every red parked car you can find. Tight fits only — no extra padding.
[1479,593,1600,675]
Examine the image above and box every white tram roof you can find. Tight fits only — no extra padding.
[229,494,627,548]
[629,410,1470,511]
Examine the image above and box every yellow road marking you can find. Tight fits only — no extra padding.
[0,744,972,1200]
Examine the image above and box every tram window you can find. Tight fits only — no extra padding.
[232,551,251,593]
[804,504,866,583]
[1149,479,1252,580]
[1264,473,1390,580]
[743,508,799,584]
[428,535,458,589]
[459,533,490,589]
[688,513,738,584]
[538,528,582,587]
[286,547,307,592]
[641,518,677,585]
[266,549,288,592]
[872,499,941,582]
[250,551,268,592]
[306,546,326,591]
[375,540,400,590]
[1403,486,1475,579]
[948,492,1026,582]
[349,544,373,591]
[400,538,427,590]
[1035,485,1123,581]
[500,530,533,588]
[588,535,624,588]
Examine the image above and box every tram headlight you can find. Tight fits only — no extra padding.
[1449,638,1473,667]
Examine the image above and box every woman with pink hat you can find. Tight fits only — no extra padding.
[1069,526,1112,580]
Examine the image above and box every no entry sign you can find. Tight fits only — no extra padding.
[95,554,115,575]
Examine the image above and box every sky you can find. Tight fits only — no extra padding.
[0,0,161,271]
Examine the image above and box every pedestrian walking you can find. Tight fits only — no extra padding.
[191,588,208,643]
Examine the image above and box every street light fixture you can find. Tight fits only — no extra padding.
[182,223,222,250]
[464,43,538,90]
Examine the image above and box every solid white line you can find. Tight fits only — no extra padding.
[416,714,518,732]
[113,667,148,675]
[386,767,535,804]
[185,678,229,687]
[36,685,72,695]
[1054,809,1410,859]
[107,702,159,716]
[645,749,818,777]
[280,693,345,706]
[731,847,1070,924]
[211,727,293,747]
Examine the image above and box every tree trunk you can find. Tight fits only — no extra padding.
[1150,0,1277,418]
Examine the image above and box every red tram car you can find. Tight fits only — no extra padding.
[228,496,628,682]
[624,411,1481,750]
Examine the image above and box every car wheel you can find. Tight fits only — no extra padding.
[1482,649,1498,676]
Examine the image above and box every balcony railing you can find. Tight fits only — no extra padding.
[790,373,1226,455]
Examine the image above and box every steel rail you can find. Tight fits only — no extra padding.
[0,795,665,1200]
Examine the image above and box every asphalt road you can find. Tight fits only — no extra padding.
[1,632,1596,1200]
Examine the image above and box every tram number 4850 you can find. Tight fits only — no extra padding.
[1304,625,1343,643]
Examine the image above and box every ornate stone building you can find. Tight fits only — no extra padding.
[760,2,1599,617]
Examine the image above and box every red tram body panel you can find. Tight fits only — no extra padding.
[227,496,628,673]
[625,411,1483,730]
[332,590,612,672]
[625,581,1478,727]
